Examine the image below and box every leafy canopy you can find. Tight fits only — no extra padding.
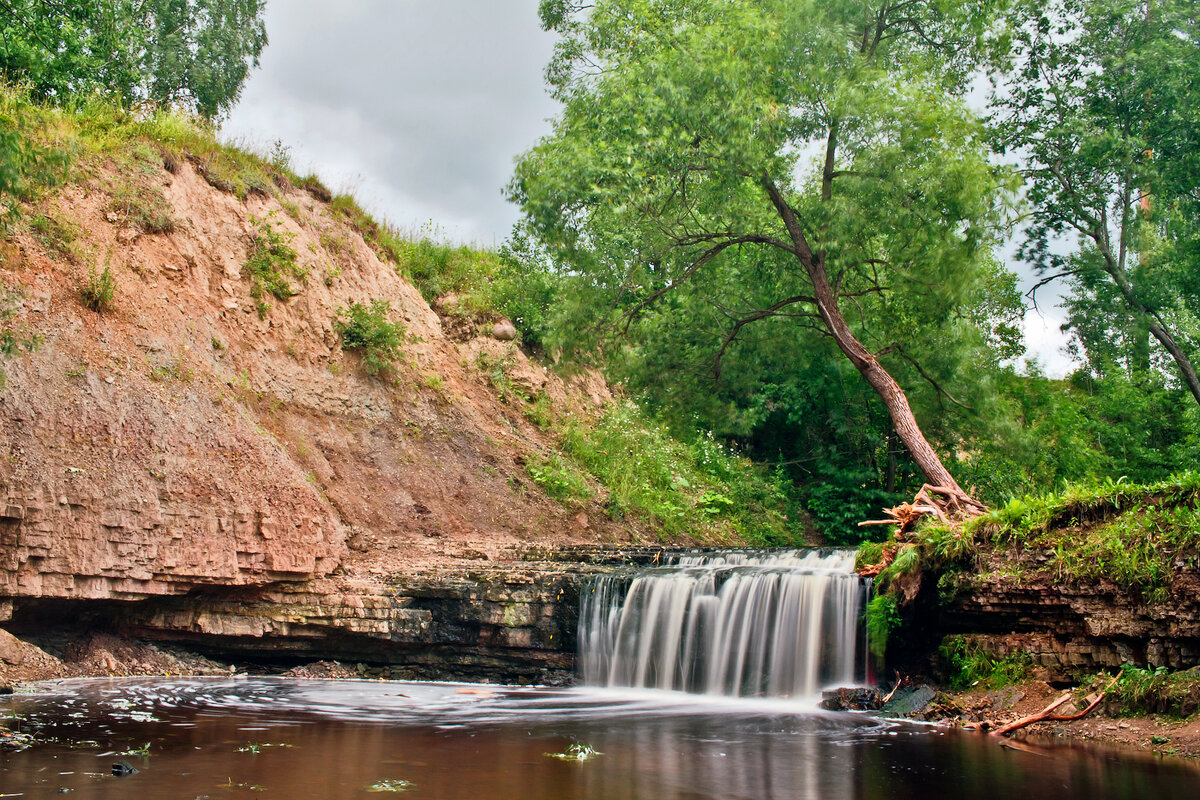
[0,0,267,118]
[512,0,1018,510]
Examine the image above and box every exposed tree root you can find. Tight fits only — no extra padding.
[859,484,988,538]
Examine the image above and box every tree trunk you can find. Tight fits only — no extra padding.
[807,266,967,495]
[761,176,972,499]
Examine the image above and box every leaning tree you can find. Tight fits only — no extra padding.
[511,0,1015,517]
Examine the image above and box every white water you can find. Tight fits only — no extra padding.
[578,550,867,699]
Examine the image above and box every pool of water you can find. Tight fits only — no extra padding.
[1,678,1196,799]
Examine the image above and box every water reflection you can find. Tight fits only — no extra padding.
[0,678,1196,799]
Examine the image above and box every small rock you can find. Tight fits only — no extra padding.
[0,629,26,666]
[492,320,518,341]
[882,684,938,717]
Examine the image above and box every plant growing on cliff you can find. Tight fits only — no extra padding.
[80,264,116,312]
[245,213,303,317]
[335,300,405,377]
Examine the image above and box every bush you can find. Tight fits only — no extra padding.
[245,213,303,317]
[335,300,404,376]
[80,265,115,312]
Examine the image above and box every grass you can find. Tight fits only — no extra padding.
[554,402,795,545]
[938,635,1033,690]
[1107,665,1200,718]
[860,473,1200,608]
[0,289,41,389]
[80,264,116,312]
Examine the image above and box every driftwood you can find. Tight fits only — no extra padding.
[989,679,1116,737]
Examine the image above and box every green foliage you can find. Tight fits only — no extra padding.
[939,636,1033,690]
[335,300,405,377]
[80,264,115,312]
[557,402,795,544]
[28,212,81,259]
[513,0,1018,498]
[865,594,902,661]
[526,453,593,506]
[244,213,302,317]
[0,0,267,119]
[107,179,176,233]
[0,288,41,389]
[1109,665,1200,719]
[996,0,1200,410]
[973,473,1200,602]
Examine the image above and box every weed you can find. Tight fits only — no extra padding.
[29,212,81,260]
[107,179,176,234]
[527,453,593,505]
[939,636,1033,689]
[80,264,116,312]
[1108,665,1200,718]
[279,199,301,220]
[865,594,902,660]
[555,402,793,544]
[365,778,414,792]
[334,300,404,376]
[245,213,303,317]
[65,363,87,378]
[545,743,603,762]
[149,354,192,382]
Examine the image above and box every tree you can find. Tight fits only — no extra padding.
[511,0,1013,511]
[0,0,266,118]
[994,0,1200,406]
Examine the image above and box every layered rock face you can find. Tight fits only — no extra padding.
[937,569,1200,678]
[0,149,642,674]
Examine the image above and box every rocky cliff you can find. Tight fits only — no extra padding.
[0,146,651,672]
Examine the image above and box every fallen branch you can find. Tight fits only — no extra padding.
[990,679,1117,737]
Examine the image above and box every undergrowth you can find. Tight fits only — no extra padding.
[555,402,795,545]
[335,300,405,377]
[939,636,1033,690]
[244,213,303,317]
[1107,665,1200,719]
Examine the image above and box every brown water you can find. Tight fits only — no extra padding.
[1,678,1197,799]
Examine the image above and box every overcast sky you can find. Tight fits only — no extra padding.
[221,0,1075,375]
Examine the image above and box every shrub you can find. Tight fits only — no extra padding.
[80,265,116,312]
[335,300,405,376]
[245,213,303,317]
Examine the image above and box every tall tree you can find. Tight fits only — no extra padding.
[511,0,1013,509]
[995,0,1200,406]
[0,0,266,118]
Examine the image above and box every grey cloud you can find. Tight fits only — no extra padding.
[223,0,558,242]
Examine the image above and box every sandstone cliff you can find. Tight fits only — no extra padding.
[0,149,631,628]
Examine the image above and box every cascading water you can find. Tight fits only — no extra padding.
[578,549,869,699]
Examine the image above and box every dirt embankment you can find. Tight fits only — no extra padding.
[0,156,671,621]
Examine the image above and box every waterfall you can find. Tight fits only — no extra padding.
[578,549,868,699]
